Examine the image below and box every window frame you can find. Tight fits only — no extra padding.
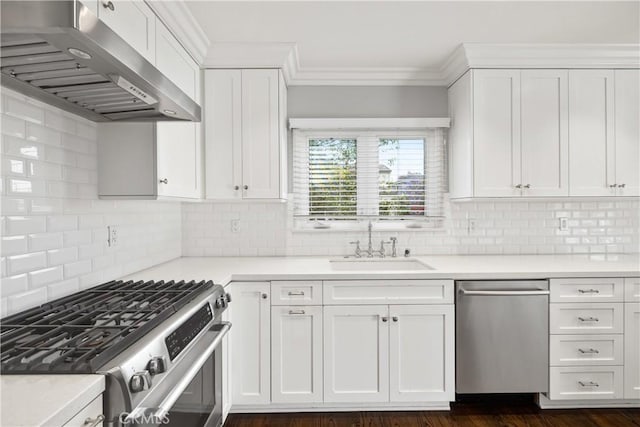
[292,127,447,231]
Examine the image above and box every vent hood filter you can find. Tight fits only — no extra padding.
[0,1,200,122]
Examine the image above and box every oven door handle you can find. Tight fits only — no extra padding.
[153,321,231,419]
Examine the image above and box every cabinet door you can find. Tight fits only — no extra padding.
[97,0,156,64]
[323,305,389,403]
[241,69,281,199]
[520,70,569,196]
[389,305,454,402]
[156,122,201,199]
[625,302,640,399]
[569,70,615,196]
[231,282,271,405]
[472,69,521,197]
[614,70,640,197]
[205,70,243,199]
[155,23,200,102]
[271,306,323,403]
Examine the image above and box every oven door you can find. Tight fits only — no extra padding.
[124,321,230,427]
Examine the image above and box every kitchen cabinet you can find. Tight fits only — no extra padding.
[323,305,390,403]
[204,69,287,200]
[613,70,640,197]
[98,120,203,200]
[230,282,271,405]
[568,70,615,196]
[450,69,569,198]
[625,278,640,399]
[449,68,638,199]
[155,22,200,102]
[96,0,157,65]
[271,305,323,403]
[62,395,103,427]
[389,305,454,402]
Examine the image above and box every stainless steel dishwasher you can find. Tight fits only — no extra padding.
[456,280,550,394]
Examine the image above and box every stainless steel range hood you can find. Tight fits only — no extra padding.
[0,1,201,122]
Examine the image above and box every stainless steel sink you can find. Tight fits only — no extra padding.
[329,258,434,271]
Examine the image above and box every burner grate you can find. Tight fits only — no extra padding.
[0,280,213,374]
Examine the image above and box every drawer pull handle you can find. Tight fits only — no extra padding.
[578,288,600,294]
[287,291,305,296]
[578,348,600,354]
[288,310,306,315]
[578,381,599,388]
[578,316,599,322]
[84,415,105,427]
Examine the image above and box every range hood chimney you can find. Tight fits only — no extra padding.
[0,1,201,122]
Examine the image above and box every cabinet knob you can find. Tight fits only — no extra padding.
[619,183,626,188]
[234,185,240,190]
[244,185,249,190]
[83,415,105,427]
[392,316,398,322]
[102,1,115,11]
[381,316,388,322]
[515,184,522,189]
[261,293,268,299]
[159,178,168,184]
[609,184,618,188]
[523,184,531,189]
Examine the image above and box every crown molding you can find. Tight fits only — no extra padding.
[203,42,640,87]
[146,0,209,65]
[289,117,450,129]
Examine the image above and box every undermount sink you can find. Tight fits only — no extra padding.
[329,258,434,271]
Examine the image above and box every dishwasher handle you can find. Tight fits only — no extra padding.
[459,289,550,296]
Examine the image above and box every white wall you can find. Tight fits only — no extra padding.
[182,199,639,257]
[0,89,182,317]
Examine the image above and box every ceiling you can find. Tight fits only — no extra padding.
[186,1,638,68]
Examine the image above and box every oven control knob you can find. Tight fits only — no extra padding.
[147,356,166,376]
[130,371,151,393]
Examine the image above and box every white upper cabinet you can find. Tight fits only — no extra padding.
[156,121,202,199]
[520,70,569,196]
[97,0,157,65]
[205,69,287,200]
[450,68,638,199]
[568,70,615,196]
[472,69,521,197]
[155,22,200,102]
[614,70,640,197]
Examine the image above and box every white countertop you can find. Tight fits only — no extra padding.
[1,375,104,427]
[124,254,640,285]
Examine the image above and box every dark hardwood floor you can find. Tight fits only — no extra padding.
[224,395,640,427]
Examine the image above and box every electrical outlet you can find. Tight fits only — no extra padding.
[467,218,477,234]
[559,217,569,232]
[231,220,240,233]
[107,225,118,247]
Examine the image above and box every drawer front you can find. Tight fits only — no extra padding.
[549,366,623,400]
[550,278,624,303]
[550,303,623,334]
[323,280,454,305]
[271,281,322,305]
[63,395,103,427]
[625,277,640,302]
[550,334,623,366]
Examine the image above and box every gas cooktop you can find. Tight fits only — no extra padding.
[0,279,214,374]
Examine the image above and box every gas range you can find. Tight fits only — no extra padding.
[1,279,232,427]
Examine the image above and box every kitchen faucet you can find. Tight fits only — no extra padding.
[349,220,392,258]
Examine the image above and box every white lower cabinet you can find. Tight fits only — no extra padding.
[625,302,640,399]
[230,282,271,405]
[549,366,624,400]
[389,305,454,402]
[323,305,390,403]
[271,306,323,403]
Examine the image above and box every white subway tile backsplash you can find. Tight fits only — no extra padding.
[7,252,47,275]
[1,89,182,316]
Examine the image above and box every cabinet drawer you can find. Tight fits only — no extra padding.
[323,280,454,305]
[271,281,322,305]
[549,366,623,400]
[625,277,640,302]
[63,395,103,427]
[550,334,623,366]
[550,278,624,303]
[550,303,623,334]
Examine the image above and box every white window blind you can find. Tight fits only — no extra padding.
[293,127,447,224]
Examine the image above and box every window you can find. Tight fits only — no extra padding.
[292,124,447,229]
